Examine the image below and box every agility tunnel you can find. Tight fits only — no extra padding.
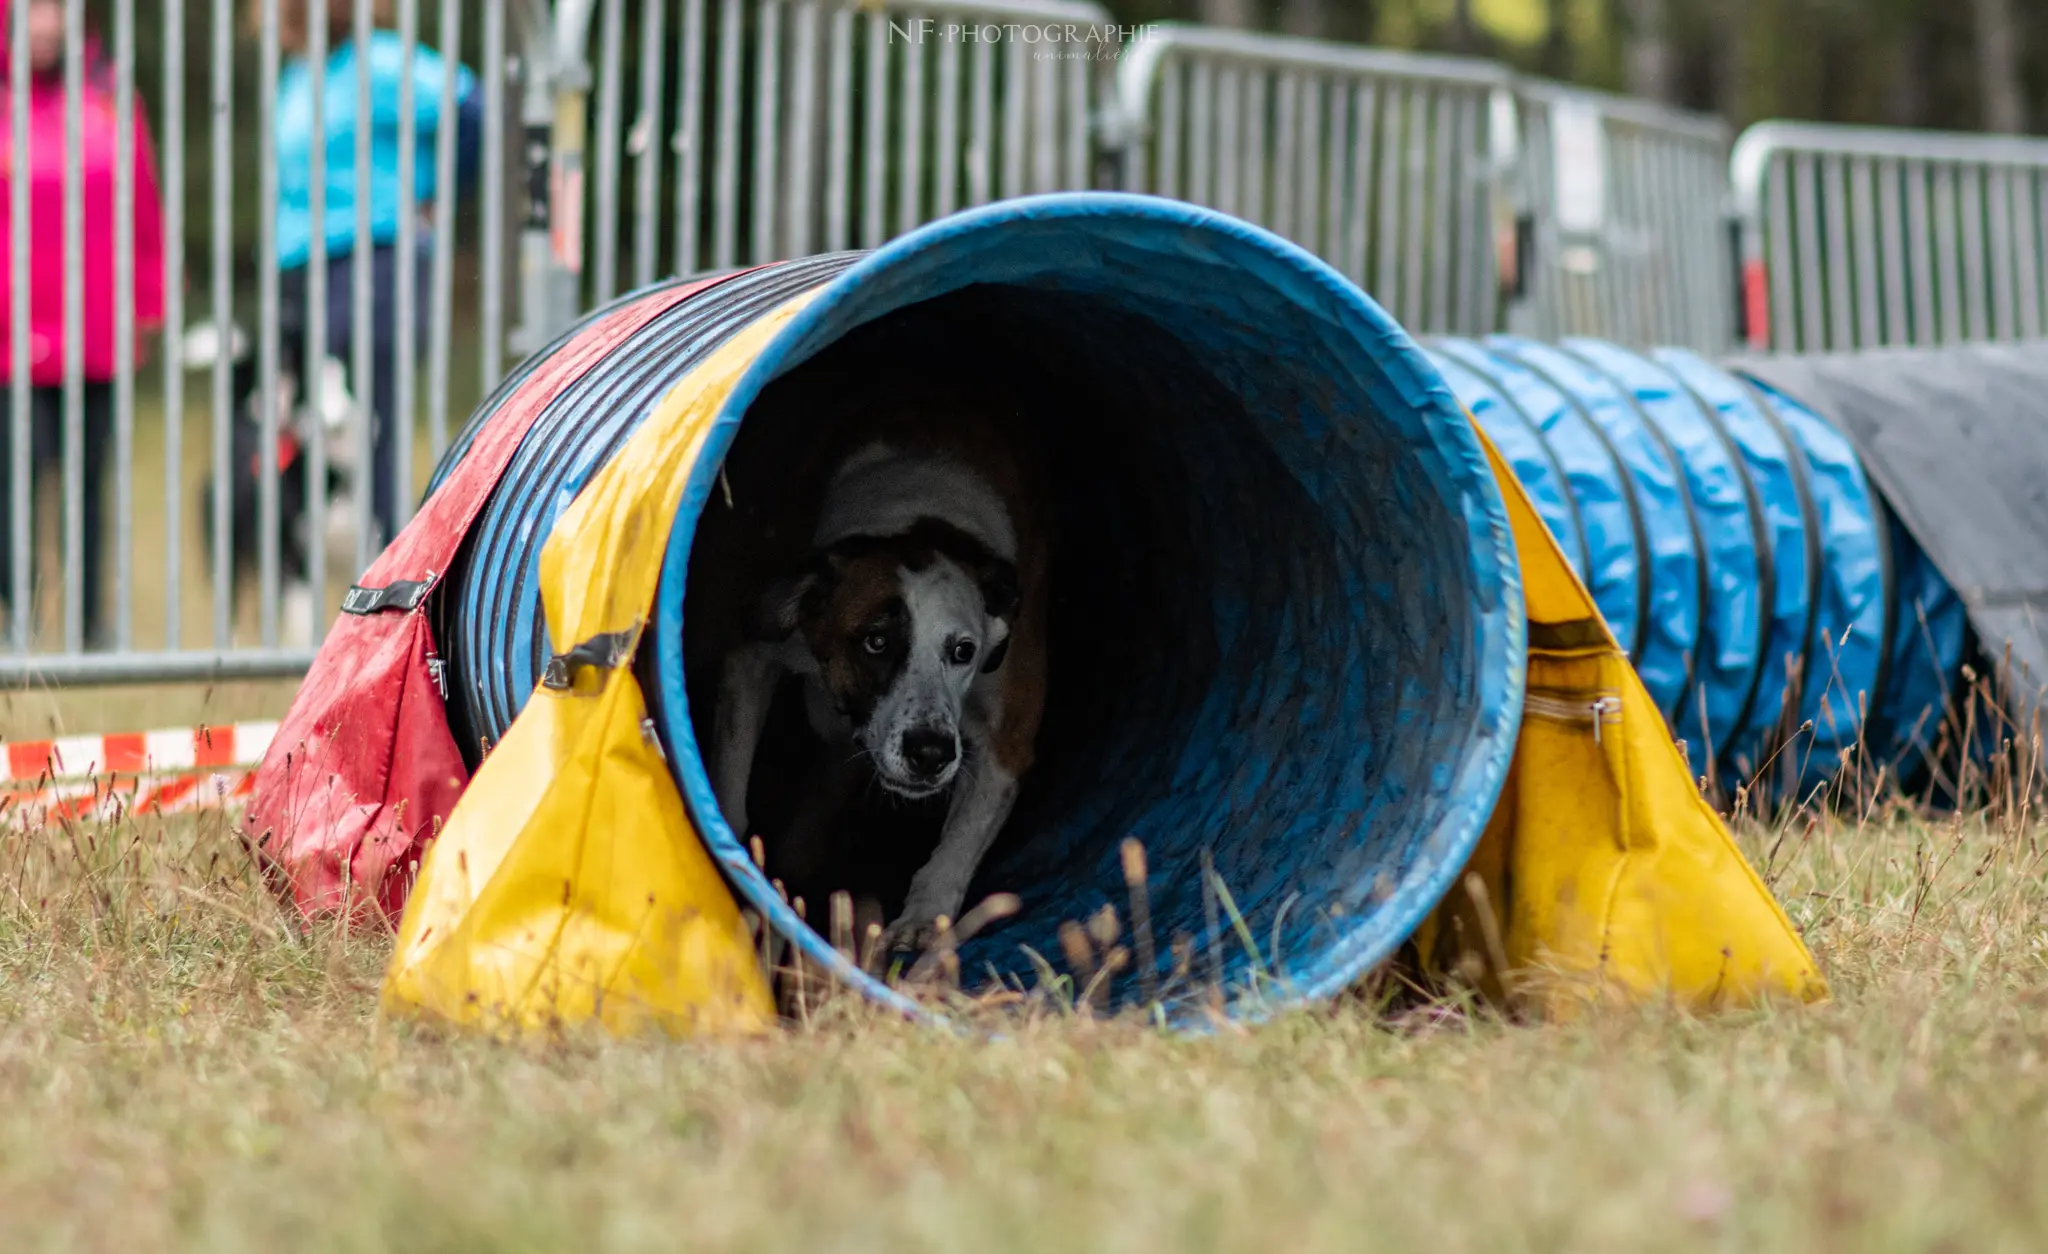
[1428,338,1971,799]
[247,193,1827,1034]
[409,194,1525,1023]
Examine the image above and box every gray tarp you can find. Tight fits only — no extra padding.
[1734,344,2048,713]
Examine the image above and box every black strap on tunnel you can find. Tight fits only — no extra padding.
[1557,345,1710,735]
[339,576,436,616]
[542,627,641,691]
[1733,375,1827,750]
[1664,369,1778,764]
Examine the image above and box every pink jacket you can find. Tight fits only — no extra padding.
[0,39,166,385]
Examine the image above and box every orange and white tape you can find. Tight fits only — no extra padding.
[0,720,276,828]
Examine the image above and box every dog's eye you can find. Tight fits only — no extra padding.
[949,639,977,666]
[861,632,889,656]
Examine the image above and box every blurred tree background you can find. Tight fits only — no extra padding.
[1144,0,2039,135]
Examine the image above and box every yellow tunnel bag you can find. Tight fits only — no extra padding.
[1415,426,1827,1017]
[379,293,826,1037]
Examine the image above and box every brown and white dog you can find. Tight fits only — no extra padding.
[709,384,1047,958]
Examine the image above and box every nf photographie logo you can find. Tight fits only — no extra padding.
[887,19,1160,60]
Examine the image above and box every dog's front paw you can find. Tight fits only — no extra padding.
[880,913,943,962]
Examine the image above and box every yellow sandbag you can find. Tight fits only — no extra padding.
[379,294,820,1038]
[1417,423,1828,1017]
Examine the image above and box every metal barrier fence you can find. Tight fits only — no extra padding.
[0,0,527,684]
[549,0,1108,314]
[1509,82,1734,352]
[8,1,2025,688]
[1109,24,1509,337]
[1732,121,2048,354]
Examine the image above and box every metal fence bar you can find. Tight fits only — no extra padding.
[2015,172,2043,339]
[8,1,26,656]
[1960,165,1987,341]
[967,32,992,206]
[481,0,505,389]
[61,0,84,653]
[1028,32,1054,194]
[1989,165,2017,339]
[823,5,851,246]
[1294,76,1319,255]
[933,23,959,219]
[1847,153,1877,351]
[1427,90,1454,329]
[861,11,886,247]
[1876,158,1908,346]
[1905,159,1934,348]
[897,20,924,235]
[712,0,740,268]
[1934,163,1963,343]
[1792,154,1823,352]
[1239,68,1265,225]
[211,0,234,646]
[113,0,134,651]
[351,0,375,572]
[307,0,330,643]
[1341,82,1370,285]
[999,34,1023,200]
[590,0,623,300]
[392,0,420,532]
[1213,65,1239,217]
[1763,152,1794,352]
[750,0,779,262]
[257,0,281,646]
[1063,44,1085,193]
[429,0,465,460]
[633,0,666,288]
[1373,89,1399,307]
[785,0,819,255]
[1185,58,1211,205]
[1822,155,1852,351]
[672,0,703,272]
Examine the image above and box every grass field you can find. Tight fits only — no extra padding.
[2,794,2045,1253]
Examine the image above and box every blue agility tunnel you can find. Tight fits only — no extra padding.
[422,193,1525,1018]
[1432,337,1968,797]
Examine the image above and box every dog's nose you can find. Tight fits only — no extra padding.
[901,729,957,778]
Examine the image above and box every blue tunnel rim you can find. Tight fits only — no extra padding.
[642,191,1527,1025]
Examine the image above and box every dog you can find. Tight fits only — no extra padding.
[708,370,1047,961]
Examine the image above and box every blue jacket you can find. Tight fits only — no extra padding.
[276,32,481,270]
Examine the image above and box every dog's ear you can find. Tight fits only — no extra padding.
[744,566,823,642]
[978,558,1020,622]
[977,558,1019,673]
[744,547,852,641]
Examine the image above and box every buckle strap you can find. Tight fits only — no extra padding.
[339,575,436,616]
[541,627,639,691]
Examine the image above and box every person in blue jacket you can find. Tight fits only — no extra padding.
[265,0,482,549]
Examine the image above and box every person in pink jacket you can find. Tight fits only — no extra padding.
[0,0,166,648]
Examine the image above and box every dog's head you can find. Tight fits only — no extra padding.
[747,519,1018,799]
